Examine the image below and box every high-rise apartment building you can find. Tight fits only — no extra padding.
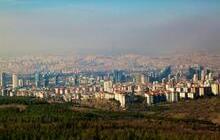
[12,74,18,89]
[35,72,40,88]
[0,72,7,89]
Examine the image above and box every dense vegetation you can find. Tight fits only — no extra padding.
[0,96,220,140]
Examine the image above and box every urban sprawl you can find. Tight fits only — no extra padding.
[1,66,220,109]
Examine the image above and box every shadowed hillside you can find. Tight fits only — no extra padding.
[0,97,219,140]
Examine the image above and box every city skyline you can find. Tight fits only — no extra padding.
[1,1,220,139]
[0,0,220,56]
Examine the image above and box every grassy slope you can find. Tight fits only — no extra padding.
[0,96,219,140]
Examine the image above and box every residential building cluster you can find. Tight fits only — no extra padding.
[0,66,220,109]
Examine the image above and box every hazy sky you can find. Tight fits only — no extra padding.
[0,0,220,56]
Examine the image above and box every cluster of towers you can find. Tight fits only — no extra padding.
[0,73,19,90]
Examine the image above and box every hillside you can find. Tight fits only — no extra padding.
[0,97,219,140]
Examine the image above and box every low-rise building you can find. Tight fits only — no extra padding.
[187,92,197,99]
[211,83,219,96]
[114,92,133,108]
[95,92,115,100]
[35,91,44,98]
[144,93,154,105]
[191,87,199,95]
[179,92,187,99]
[199,87,205,97]
[182,87,190,93]
[166,92,179,102]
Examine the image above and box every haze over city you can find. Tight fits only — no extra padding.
[0,0,220,56]
[1,1,220,140]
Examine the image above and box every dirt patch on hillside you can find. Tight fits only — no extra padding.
[0,104,27,112]
[209,113,220,125]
